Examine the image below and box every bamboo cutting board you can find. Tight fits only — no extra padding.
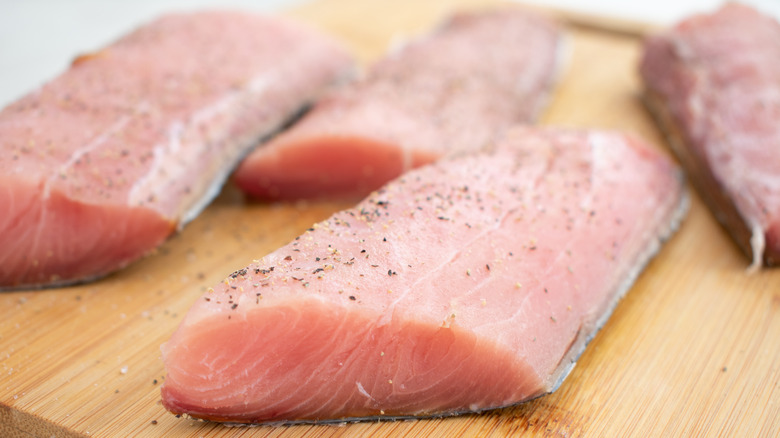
[2,0,779,436]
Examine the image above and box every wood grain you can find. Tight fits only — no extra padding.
[2,0,779,436]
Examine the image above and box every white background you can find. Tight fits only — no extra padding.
[1,0,779,107]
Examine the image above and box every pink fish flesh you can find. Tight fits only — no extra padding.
[233,8,563,201]
[0,11,354,289]
[161,127,687,424]
[640,3,780,268]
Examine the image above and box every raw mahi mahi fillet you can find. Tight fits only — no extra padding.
[0,11,354,289]
[162,128,687,424]
[640,3,780,268]
[233,8,563,201]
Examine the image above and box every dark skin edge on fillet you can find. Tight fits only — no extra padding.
[165,391,552,426]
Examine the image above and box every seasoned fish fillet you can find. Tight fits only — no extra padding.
[0,11,354,289]
[162,127,687,424]
[233,8,563,201]
[640,3,780,268]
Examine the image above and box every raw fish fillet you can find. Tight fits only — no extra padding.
[0,11,354,289]
[233,8,563,201]
[640,3,780,268]
[162,128,687,424]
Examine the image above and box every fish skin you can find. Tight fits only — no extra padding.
[640,3,780,268]
[0,11,355,289]
[233,8,564,201]
[162,127,687,424]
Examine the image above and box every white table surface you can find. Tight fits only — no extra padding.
[1,0,779,107]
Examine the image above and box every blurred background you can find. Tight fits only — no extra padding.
[1,0,779,107]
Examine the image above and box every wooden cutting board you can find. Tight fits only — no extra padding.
[2,0,778,436]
